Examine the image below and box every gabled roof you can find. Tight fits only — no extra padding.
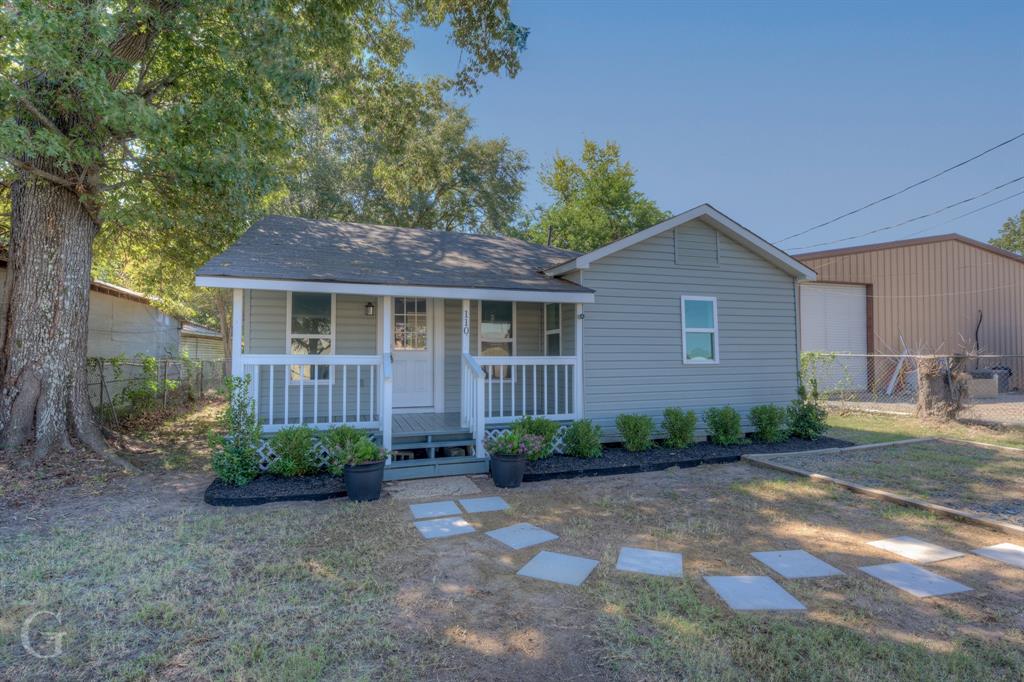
[544,204,816,280]
[793,233,1024,265]
[196,216,593,298]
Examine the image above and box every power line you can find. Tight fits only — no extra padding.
[788,176,1024,251]
[776,131,1024,244]
[904,188,1024,237]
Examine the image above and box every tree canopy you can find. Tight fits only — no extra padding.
[274,76,528,233]
[525,139,669,252]
[990,209,1024,255]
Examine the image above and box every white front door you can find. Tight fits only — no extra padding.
[392,297,434,408]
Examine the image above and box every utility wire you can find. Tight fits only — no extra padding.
[902,188,1024,239]
[776,131,1024,244]
[788,175,1024,251]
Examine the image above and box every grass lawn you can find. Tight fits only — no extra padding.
[769,440,1024,526]
[827,410,1024,448]
[3,451,1023,680]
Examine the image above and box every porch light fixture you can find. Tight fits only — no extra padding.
[365,301,376,317]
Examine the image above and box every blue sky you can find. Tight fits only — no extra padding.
[407,1,1024,252]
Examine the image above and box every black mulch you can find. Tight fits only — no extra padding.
[205,474,347,507]
[523,436,854,482]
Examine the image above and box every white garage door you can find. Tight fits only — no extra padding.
[799,283,868,392]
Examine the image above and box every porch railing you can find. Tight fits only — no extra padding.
[460,353,486,455]
[240,354,382,432]
[473,356,578,423]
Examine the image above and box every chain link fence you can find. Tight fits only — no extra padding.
[802,352,1024,428]
[87,356,227,428]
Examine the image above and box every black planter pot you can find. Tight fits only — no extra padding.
[344,460,385,501]
[490,453,527,488]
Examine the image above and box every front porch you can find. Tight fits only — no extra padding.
[231,291,584,479]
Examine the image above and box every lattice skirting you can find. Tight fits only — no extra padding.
[483,424,569,455]
[256,432,381,471]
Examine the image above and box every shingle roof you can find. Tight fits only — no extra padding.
[197,216,592,294]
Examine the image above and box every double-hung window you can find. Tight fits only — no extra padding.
[288,292,333,382]
[479,301,515,379]
[681,296,719,364]
[544,303,561,356]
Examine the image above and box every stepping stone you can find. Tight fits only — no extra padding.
[413,516,475,539]
[517,550,599,586]
[860,562,972,598]
[616,547,684,577]
[704,576,806,611]
[409,500,461,519]
[486,523,558,550]
[751,550,844,579]
[867,536,964,563]
[972,543,1024,570]
[459,496,509,514]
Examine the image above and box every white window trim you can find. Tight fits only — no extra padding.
[477,300,517,380]
[544,303,561,356]
[681,295,719,365]
[286,291,336,384]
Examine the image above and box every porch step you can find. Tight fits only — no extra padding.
[393,438,476,450]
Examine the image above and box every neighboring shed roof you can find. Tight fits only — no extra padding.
[181,322,223,339]
[794,233,1024,266]
[196,216,591,295]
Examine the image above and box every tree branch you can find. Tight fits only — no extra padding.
[15,95,68,140]
[6,158,76,191]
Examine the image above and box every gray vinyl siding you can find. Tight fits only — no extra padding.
[245,291,380,425]
[581,218,800,441]
[674,223,720,268]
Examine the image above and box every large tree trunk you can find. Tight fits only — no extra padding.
[0,171,107,457]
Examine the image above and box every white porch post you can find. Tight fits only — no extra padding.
[574,302,584,418]
[461,299,470,355]
[231,288,243,377]
[380,296,393,454]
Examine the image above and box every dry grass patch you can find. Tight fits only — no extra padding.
[827,411,1024,448]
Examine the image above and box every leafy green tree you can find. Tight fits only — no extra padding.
[990,210,1024,255]
[0,0,526,456]
[527,139,669,252]
[277,76,527,233]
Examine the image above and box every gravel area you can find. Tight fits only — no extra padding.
[205,473,347,506]
[524,436,853,481]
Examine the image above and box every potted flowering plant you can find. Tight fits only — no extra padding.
[329,435,388,502]
[486,431,545,488]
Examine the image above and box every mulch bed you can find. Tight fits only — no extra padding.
[204,474,347,507]
[524,436,853,482]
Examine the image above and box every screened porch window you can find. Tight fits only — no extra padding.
[682,296,719,364]
[545,303,561,356]
[479,301,514,379]
[289,292,333,381]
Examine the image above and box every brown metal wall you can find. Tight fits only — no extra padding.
[799,239,1024,388]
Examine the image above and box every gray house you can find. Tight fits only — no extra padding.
[196,204,815,479]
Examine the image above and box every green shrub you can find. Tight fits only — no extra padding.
[562,419,602,458]
[266,425,318,476]
[486,430,547,460]
[704,406,745,445]
[662,407,697,448]
[786,382,828,439]
[616,413,654,452]
[327,434,386,474]
[510,415,561,460]
[750,404,789,443]
[320,425,365,453]
[209,375,261,486]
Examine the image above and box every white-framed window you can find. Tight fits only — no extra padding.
[287,292,334,382]
[681,295,719,364]
[393,297,428,350]
[478,300,515,379]
[545,303,561,356]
